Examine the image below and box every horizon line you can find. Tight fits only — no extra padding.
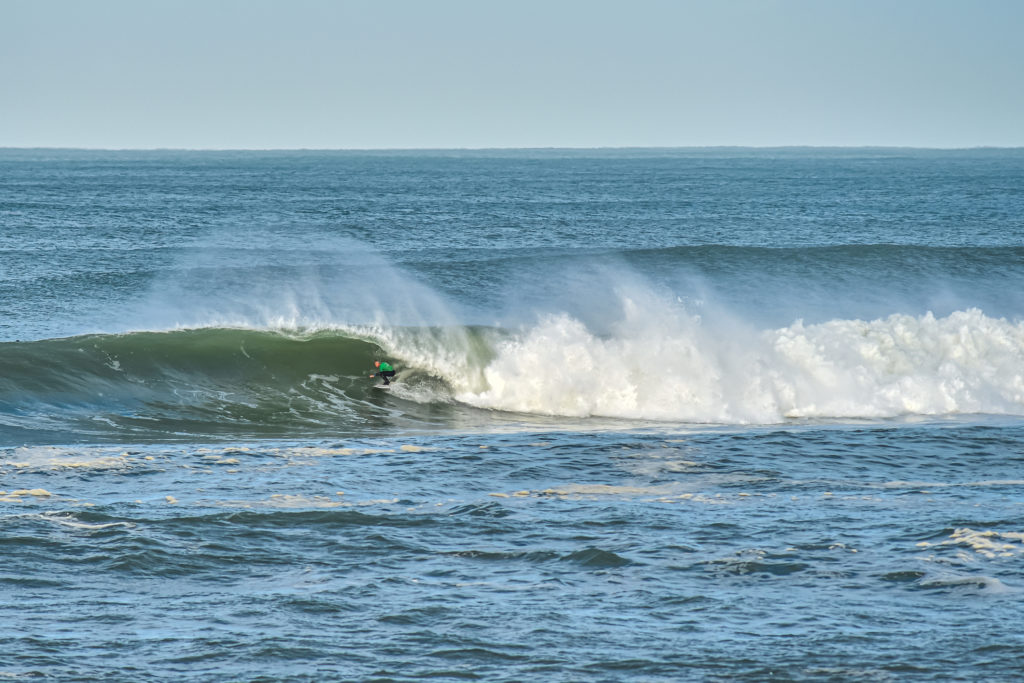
[2,144,1022,153]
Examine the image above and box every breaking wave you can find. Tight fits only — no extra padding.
[456,306,1024,423]
[2,301,1023,441]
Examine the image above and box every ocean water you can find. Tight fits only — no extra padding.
[2,147,1024,681]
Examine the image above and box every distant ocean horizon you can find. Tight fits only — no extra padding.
[5,144,1024,152]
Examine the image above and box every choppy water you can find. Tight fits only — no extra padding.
[2,148,1024,681]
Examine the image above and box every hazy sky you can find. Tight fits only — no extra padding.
[2,0,1022,149]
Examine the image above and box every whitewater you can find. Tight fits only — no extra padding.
[2,148,1024,681]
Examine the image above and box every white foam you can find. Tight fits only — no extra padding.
[441,301,1024,423]
[3,446,132,471]
[918,527,1024,559]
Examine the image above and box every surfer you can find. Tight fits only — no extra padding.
[370,360,397,385]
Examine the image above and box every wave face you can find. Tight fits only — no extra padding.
[3,305,1023,441]
[0,329,451,441]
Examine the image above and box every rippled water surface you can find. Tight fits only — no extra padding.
[4,425,1024,680]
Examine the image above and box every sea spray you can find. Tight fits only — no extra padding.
[127,231,467,333]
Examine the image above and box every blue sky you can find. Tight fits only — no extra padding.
[2,0,1022,149]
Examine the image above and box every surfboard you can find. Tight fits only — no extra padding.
[373,384,391,390]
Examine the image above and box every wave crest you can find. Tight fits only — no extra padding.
[3,307,1023,438]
